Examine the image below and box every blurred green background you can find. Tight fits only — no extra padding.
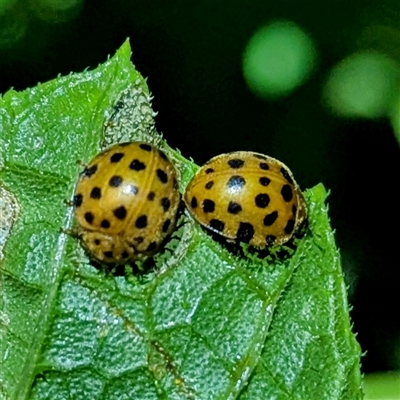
[1,0,400,392]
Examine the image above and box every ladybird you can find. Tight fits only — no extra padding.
[184,151,307,248]
[73,142,180,264]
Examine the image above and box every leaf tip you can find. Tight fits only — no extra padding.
[115,38,133,60]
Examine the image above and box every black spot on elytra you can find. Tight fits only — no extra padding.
[263,211,278,226]
[135,215,148,228]
[146,241,157,252]
[236,222,255,243]
[209,219,225,232]
[157,169,168,183]
[103,251,113,258]
[101,219,110,228]
[227,201,242,214]
[227,175,246,190]
[158,149,168,160]
[285,219,295,234]
[110,153,124,163]
[90,187,101,199]
[161,197,171,212]
[83,164,97,177]
[228,159,244,168]
[255,193,270,208]
[259,162,270,170]
[84,212,94,224]
[129,159,146,171]
[266,235,276,246]
[109,176,123,187]
[280,167,294,184]
[113,206,127,220]
[259,177,271,186]
[281,184,293,202]
[94,239,101,245]
[147,192,155,201]
[203,199,215,213]
[191,196,198,208]
[162,219,171,232]
[253,154,268,160]
[292,205,297,215]
[121,251,129,258]
[126,185,139,195]
[139,143,152,152]
[134,236,144,244]
[205,168,214,174]
[205,181,214,189]
[73,194,83,207]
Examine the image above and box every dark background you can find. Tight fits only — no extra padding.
[1,0,400,374]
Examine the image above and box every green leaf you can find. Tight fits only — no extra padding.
[364,372,400,399]
[0,40,362,400]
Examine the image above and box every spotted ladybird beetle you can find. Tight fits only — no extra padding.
[184,151,307,248]
[73,142,180,264]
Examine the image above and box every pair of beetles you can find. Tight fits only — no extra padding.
[73,142,307,264]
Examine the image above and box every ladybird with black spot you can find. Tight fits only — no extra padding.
[184,151,307,249]
[73,142,181,264]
